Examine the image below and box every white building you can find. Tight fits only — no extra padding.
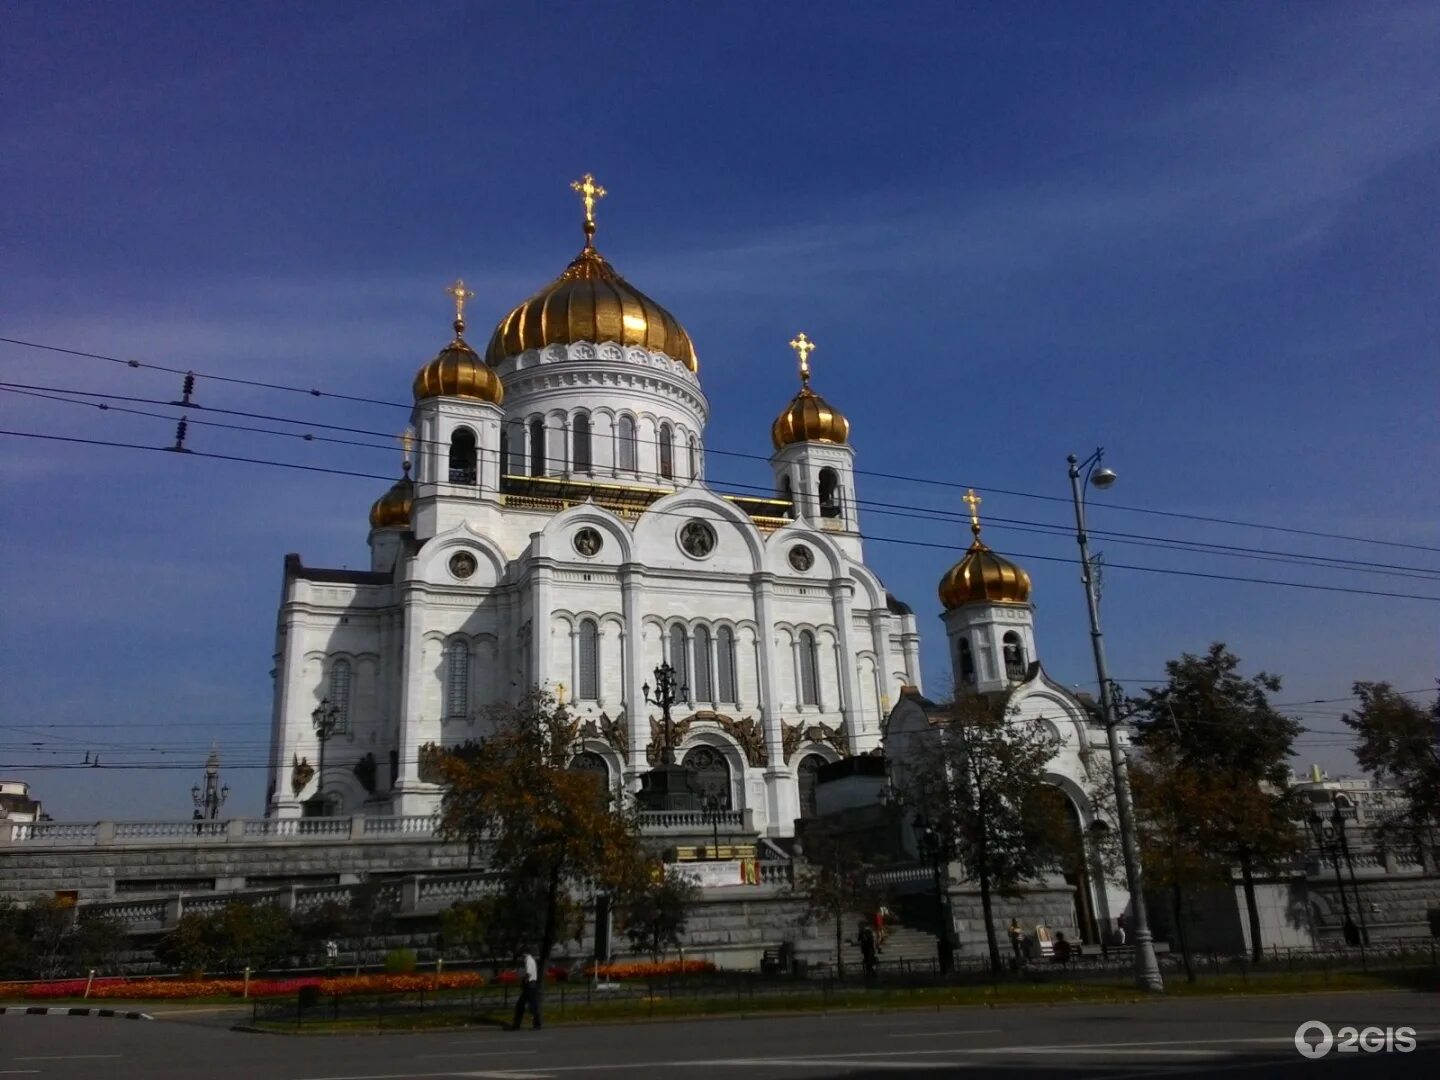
[883,500,1130,940]
[266,183,922,833]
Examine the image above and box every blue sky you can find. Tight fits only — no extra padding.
[2,1,1436,820]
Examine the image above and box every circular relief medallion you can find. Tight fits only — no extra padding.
[448,551,477,579]
[679,519,717,559]
[573,527,604,558]
[788,545,815,572]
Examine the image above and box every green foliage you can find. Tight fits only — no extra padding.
[440,890,581,971]
[0,897,125,979]
[902,693,1064,973]
[153,901,295,974]
[436,690,646,972]
[383,947,417,974]
[620,869,699,962]
[795,831,880,979]
[1133,642,1304,962]
[1342,682,1440,860]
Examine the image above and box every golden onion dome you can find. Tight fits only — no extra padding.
[938,490,1032,609]
[485,243,698,370]
[771,332,850,450]
[771,387,851,450]
[412,318,505,404]
[368,468,413,530]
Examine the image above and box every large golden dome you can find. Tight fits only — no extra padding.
[368,468,413,530]
[485,243,698,370]
[771,387,851,450]
[938,490,1032,609]
[413,319,505,404]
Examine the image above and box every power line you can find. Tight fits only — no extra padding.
[5,426,1439,604]
[9,380,1440,585]
[6,333,1438,555]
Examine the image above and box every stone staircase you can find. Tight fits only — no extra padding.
[795,918,942,976]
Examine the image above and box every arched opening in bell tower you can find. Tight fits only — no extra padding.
[448,428,477,485]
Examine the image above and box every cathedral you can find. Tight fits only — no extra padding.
[266,177,923,832]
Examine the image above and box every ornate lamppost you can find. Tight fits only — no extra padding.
[912,813,955,975]
[642,661,688,765]
[1067,449,1164,992]
[637,661,697,811]
[1307,805,1364,946]
[191,746,229,820]
[311,697,342,816]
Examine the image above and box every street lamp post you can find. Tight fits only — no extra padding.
[1331,806,1370,946]
[642,662,689,765]
[1307,807,1364,947]
[190,747,229,821]
[1067,449,1164,993]
[912,813,955,975]
[311,697,342,816]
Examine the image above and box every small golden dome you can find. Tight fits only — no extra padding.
[938,493,1032,609]
[368,469,413,530]
[485,245,698,370]
[771,387,851,450]
[413,322,505,404]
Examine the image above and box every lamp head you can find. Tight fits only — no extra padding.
[191,784,201,800]
[1090,466,1117,490]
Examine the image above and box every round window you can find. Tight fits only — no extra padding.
[448,551,477,579]
[788,545,815,572]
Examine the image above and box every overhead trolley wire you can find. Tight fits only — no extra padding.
[6,333,1438,555]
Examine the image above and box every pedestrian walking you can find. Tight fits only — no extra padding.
[511,950,542,1030]
[857,921,879,985]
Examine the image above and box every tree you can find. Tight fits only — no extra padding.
[1342,682,1440,866]
[621,868,699,963]
[440,890,583,975]
[436,690,645,986]
[902,693,1063,975]
[796,831,877,981]
[154,901,294,974]
[1132,642,1304,963]
[1128,745,1231,982]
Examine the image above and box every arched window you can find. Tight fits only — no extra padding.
[1003,631,1027,680]
[577,618,599,701]
[444,639,470,718]
[498,427,510,477]
[958,638,977,687]
[798,630,819,706]
[818,468,841,518]
[328,659,351,733]
[780,475,795,517]
[658,422,674,479]
[668,623,689,688]
[716,626,738,704]
[569,750,610,806]
[692,625,713,702]
[687,435,698,480]
[572,413,592,473]
[529,419,545,477]
[449,428,477,484]
[798,753,826,819]
[617,415,637,472]
[683,745,731,810]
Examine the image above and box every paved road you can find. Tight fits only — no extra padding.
[0,991,1435,1078]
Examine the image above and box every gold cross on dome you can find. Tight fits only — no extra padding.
[399,426,416,468]
[963,488,983,537]
[570,173,607,241]
[444,279,475,332]
[789,332,816,387]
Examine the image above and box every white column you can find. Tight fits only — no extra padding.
[868,609,890,731]
[530,537,553,691]
[620,563,647,780]
[830,580,863,747]
[752,573,795,835]
[392,587,430,812]
[902,629,923,692]
[271,606,307,818]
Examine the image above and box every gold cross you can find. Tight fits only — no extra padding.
[444,279,475,334]
[399,426,416,469]
[570,173,607,242]
[963,488,983,537]
[789,332,816,387]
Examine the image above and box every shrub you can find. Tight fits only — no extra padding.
[383,947,417,974]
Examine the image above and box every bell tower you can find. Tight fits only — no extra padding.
[769,333,858,534]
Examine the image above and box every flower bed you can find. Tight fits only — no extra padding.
[0,971,486,1001]
[590,959,716,980]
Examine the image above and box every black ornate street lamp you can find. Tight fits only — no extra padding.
[311,697,342,815]
[190,746,229,820]
[1307,806,1360,945]
[911,812,955,975]
[643,661,689,766]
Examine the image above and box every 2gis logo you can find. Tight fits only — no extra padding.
[1294,1020,1417,1059]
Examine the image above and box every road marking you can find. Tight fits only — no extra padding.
[888,1028,1001,1038]
[417,1052,540,1059]
[15,1055,123,1061]
[0,1071,42,1075]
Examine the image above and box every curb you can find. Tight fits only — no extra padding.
[0,1005,153,1020]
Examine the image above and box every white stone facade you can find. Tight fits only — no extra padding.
[267,338,922,836]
